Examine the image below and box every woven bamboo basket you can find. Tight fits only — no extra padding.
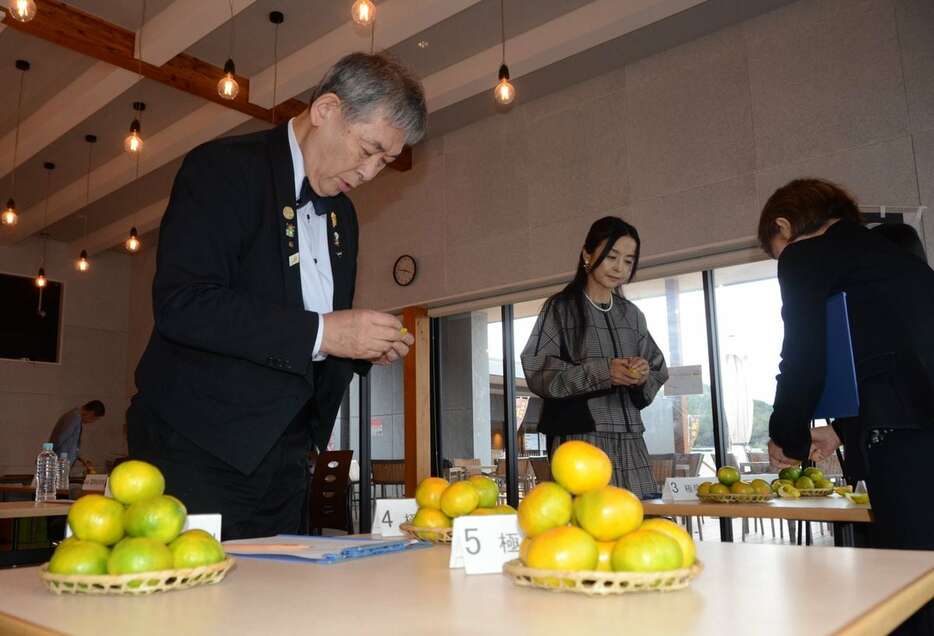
[503,559,703,596]
[39,558,236,596]
[795,487,834,498]
[698,492,774,504]
[399,523,453,544]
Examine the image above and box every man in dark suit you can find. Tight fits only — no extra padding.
[127,53,426,540]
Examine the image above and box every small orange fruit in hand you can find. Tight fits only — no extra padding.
[518,482,572,538]
[551,441,612,494]
[573,486,643,541]
[415,477,449,510]
[440,481,480,518]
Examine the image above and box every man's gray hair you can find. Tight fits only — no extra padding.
[310,52,427,146]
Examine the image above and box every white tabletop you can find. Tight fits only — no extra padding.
[0,542,931,635]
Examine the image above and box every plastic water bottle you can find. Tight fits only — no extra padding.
[35,442,58,502]
[58,453,70,492]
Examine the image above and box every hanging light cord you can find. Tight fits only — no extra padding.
[85,142,94,204]
[137,0,147,75]
[228,0,236,59]
[500,0,506,64]
[10,67,26,196]
[41,167,52,267]
[370,20,375,55]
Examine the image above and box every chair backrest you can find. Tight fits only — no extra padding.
[529,458,551,483]
[452,458,483,476]
[371,459,406,485]
[648,454,675,488]
[307,450,353,534]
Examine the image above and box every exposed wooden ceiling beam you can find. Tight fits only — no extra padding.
[1,0,305,124]
[0,0,258,181]
[7,0,463,247]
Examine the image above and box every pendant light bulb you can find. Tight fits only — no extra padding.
[494,64,515,105]
[8,0,37,22]
[35,267,47,288]
[124,120,143,153]
[1,199,16,227]
[76,250,90,272]
[351,0,375,26]
[125,227,141,253]
[217,59,240,100]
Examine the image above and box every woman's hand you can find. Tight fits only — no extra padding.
[609,358,641,386]
[808,426,842,463]
[767,439,801,469]
[610,357,648,386]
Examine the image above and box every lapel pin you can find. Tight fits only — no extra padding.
[285,223,296,238]
[283,206,295,221]
[330,211,337,228]
[288,252,300,267]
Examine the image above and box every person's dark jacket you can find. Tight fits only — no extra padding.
[769,219,934,461]
[132,123,366,476]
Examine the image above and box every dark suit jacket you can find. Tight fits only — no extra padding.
[769,219,934,461]
[133,123,366,476]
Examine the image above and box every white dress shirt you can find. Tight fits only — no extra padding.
[287,119,332,361]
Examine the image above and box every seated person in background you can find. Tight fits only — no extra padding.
[49,400,106,472]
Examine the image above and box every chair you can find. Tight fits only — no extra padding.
[371,459,406,499]
[306,450,354,535]
[648,454,674,490]
[529,458,551,484]
[452,458,482,477]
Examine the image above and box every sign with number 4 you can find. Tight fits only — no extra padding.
[449,516,522,575]
[371,499,418,537]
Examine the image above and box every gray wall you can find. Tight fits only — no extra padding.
[350,0,934,311]
[0,237,131,474]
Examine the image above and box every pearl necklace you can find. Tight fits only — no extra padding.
[584,292,613,313]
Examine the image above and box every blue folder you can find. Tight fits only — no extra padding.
[224,534,431,565]
[813,292,860,419]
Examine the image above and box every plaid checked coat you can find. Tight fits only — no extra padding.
[521,292,668,435]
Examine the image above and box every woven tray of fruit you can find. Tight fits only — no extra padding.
[771,466,836,499]
[503,559,703,596]
[40,558,235,596]
[697,492,774,504]
[40,460,231,596]
[506,441,700,596]
[402,474,517,544]
[696,468,775,503]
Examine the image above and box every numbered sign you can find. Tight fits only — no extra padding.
[371,499,418,537]
[662,477,710,501]
[183,514,223,541]
[82,473,108,493]
[449,515,522,575]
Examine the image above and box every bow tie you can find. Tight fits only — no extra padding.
[296,177,327,215]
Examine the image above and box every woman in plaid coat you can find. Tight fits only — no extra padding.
[521,217,668,499]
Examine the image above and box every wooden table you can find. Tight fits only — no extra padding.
[0,501,71,520]
[643,497,872,547]
[0,542,931,636]
[0,501,71,568]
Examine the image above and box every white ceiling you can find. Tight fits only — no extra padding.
[0,0,796,251]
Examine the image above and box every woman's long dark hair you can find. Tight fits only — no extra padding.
[542,216,642,355]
